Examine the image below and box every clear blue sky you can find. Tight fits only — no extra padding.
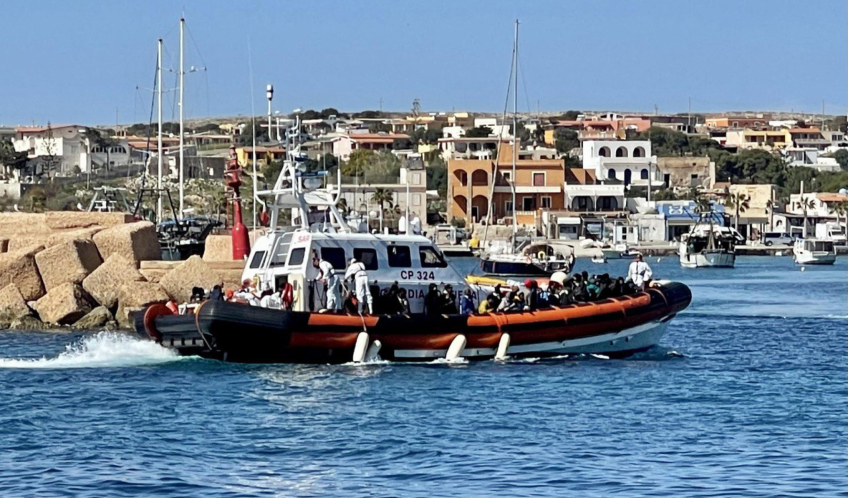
[1,0,845,126]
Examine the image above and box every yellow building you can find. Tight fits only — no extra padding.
[235,145,287,169]
[725,129,791,150]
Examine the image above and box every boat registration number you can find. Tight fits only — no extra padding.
[399,270,435,280]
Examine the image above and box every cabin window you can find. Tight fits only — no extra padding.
[387,245,412,267]
[269,233,293,267]
[321,247,346,270]
[419,246,447,268]
[354,248,379,270]
[248,250,266,269]
[287,248,306,266]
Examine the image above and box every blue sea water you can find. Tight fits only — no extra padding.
[0,256,845,497]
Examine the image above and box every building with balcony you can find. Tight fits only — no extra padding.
[438,136,505,161]
[705,116,769,129]
[581,140,662,188]
[725,129,791,150]
[331,131,410,160]
[447,143,563,225]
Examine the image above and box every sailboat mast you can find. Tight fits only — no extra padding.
[178,17,185,217]
[157,38,163,223]
[511,19,519,250]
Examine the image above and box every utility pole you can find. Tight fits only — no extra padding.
[178,17,185,217]
[157,38,163,224]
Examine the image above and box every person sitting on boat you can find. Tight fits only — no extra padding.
[537,282,551,309]
[235,279,261,306]
[478,294,499,314]
[523,279,539,311]
[504,287,524,312]
[486,284,503,310]
[627,254,653,290]
[208,284,224,301]
[259,288,281,309]
[345,258,373,314]
[441,284,458,314]
[397,288,410,314]
[585,277,601,300]
[570,274,588,302]
[312,253,341,312]
[424,283,441,316]
[460,288,475,315]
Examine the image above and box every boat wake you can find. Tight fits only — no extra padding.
[0,332,182,369]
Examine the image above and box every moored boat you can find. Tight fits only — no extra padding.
[793,238,836,265]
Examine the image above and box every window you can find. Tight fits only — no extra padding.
[641,169,649,180]
[523,196,536,211]
[269,233,293,267]
[412,173,420,184]
[505,200,513,214]
[387,245,412,267]
[419,246,447,268]
[321,247,346,270]
[249,250,266,269]
[633,146,645,158]
[541,196,552,209]
[502,171,512,183]
[598,146,610,157]
[287,247,306,266]
[533,172,545,186]
[354,248,378,270]
[615,146,627,157]
[413,194,421,206]
[608,169,617,180]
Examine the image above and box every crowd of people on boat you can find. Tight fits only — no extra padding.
[183,252,654,317]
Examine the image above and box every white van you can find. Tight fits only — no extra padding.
[761,232,794,246]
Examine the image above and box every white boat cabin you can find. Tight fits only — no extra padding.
[242,229,466,313]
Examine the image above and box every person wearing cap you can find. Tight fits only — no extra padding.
[312,253,340,311]
[345,257,373,314]
[627,254,653,290]
[424,283,441,316]
[441,283,458,314]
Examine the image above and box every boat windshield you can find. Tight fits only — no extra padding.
[269,233,294,267]
[806,240,834,252]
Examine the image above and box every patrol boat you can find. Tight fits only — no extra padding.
[136,117,692,363]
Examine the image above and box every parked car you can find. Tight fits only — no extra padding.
[762,232,794,246]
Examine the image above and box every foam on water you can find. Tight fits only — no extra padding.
[0,331,180,369]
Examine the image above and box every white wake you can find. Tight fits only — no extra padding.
[0,331,180,369]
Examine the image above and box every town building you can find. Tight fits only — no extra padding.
[705,116,769,129]
[331,131,410,160]
[13,125,89,176]
[580,140,662,188]
[724,129,791,150]
[656,157,715,191]
[235,145,287,169]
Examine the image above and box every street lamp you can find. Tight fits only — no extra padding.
[266,84,274,143]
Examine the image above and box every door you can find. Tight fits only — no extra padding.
[624,169,632,186]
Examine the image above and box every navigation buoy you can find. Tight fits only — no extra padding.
[365,340,382,362]
[801,266,806,271]
[445,334,467,361]
[495,333,511,360]
[353,332,369,363]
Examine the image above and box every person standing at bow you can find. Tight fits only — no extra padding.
[627,254,653,290]
[345,257,373,314]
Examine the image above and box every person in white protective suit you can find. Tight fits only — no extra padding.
[313,254,341,311]
[345,257,374,314]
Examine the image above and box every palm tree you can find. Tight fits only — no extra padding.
[833,200,848,237]
[723,188,750,231]
[765,198,775,233]
[370,188,394,214]
[795,197,815,238]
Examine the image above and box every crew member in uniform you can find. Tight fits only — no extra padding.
[313,254,340,311]
[345,257,374,314]
[627,254,653,290]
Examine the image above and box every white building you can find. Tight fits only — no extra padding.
[13,125,89,176]
[783,148,841,172]
[581,140,663,188]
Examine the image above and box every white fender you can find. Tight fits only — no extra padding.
[365,340,382,362]
[445,334,467,361]
[495,333,511,360]
[352,332,369,363]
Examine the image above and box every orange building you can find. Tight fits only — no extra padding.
[448,143,564,226]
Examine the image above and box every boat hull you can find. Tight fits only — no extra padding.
[793,252,836,265]
[680,251,735,268]
[138,282,692,363]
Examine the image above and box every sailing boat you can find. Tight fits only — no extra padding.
[478,20,573,277]
[679,206,737,268]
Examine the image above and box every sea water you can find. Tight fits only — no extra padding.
[0,256,844,497]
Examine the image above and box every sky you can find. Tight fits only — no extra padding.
[1,0,845,126]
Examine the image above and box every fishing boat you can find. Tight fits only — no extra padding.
[679,213,737,268]
[480,240,574,277]
[792,238,836,265]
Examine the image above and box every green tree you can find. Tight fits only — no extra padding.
[554,128,579,154]
[238,121,268,145]
[723,188,750,230]
[370,187,394,213]
[650,189,678,201]
[342,149,374,177]
[465,126,493,138]
[795,197,815,237]
[833,149,848,171]
[427,156,447,198]
[0,139,27,179]
[369,122,392,133]
[320,108,340,119]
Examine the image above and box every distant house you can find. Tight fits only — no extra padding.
[581,140,662,189]
[331,132,410,160]
[705,116,769,129]
[657,157,715,190]
[13,125,87,176]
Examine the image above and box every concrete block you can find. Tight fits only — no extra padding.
[35,239,102,291]
[0,246,45,301]
[158,255,223,302]
[33,282,91,325]
[92,221,161,264]
[0,284,32,320]
[82,254,145,309]
[202,235,233,261]
[44,211,132,230]
[116,281,169,327]
[73,306,115,330]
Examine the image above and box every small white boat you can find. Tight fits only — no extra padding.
[591,256,607,264]
[679,213,736,268]
[793,238,836,265]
